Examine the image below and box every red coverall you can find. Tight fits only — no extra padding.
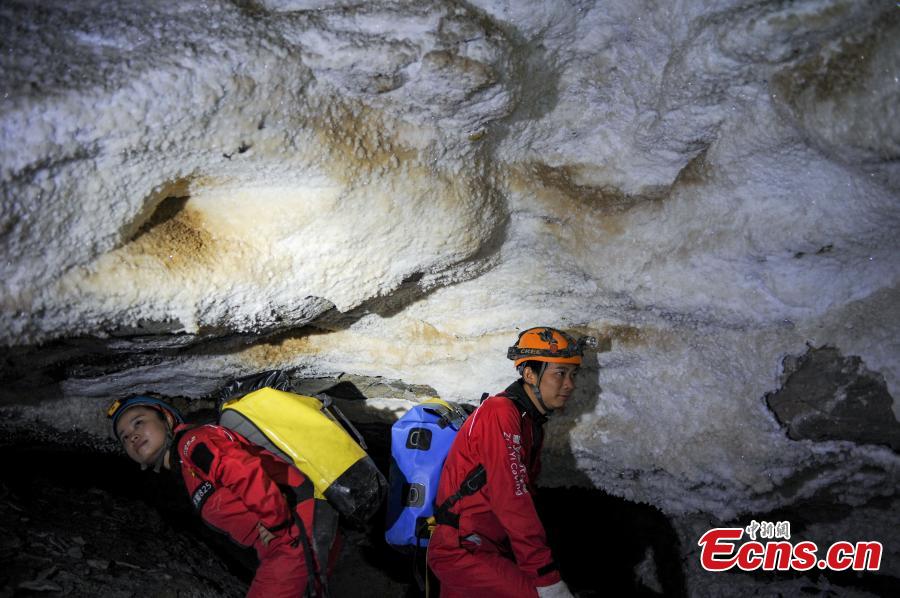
[172,423,322,598]
[427,381,560,598]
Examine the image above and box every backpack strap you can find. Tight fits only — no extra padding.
[432,390,533,530]
[282,487,328,598]
[411,464,486,592]
[321,396,368,450]
[432,464,487,528]
[421,399,471,431]
[429,393,491,528]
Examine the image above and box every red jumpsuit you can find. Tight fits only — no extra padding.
[427,381,561,598]
[172,423,323,598]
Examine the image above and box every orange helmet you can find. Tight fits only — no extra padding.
[507,327,596,367]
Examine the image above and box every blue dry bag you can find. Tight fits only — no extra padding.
[385,398,473,551]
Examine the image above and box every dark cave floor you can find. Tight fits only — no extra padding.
[5,438,894,597]
[0,441,685,597]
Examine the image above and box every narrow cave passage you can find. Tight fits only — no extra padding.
[1,427,688,597]
[5,438,899,597]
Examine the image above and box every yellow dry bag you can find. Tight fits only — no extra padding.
[218,380,386,526]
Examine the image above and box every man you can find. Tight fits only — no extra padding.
[108,395,325,598]
[428,326,594,598]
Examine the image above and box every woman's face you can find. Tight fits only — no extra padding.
[116,406,171,467]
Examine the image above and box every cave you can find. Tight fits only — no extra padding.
[1,423,690,597]
[2,0,899,596]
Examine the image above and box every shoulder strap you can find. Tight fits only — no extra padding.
[432,464,487,528]
[320,395,368,450]
[431,394,493,528]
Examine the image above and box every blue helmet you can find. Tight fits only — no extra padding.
[107,395,184,440]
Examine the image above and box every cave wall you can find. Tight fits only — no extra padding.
[1,0,899,593]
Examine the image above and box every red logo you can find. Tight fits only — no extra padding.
[698,524,882,572]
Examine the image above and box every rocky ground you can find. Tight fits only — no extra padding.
[3,425,893,597]
[0,430,680,598]
[0,437,413,598]
[0,446,248,597]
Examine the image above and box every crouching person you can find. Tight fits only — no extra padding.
[108,395,329,598]
[428,326,595,598]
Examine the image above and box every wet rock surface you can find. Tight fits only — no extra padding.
[766,346,900,451]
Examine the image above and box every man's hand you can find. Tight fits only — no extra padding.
[257,522,275,547]
[536,580,574,598]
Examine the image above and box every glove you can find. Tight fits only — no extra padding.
[536,580,574,598]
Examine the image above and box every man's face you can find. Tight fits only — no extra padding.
[526,363,579,412]
[116,406,171,467]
